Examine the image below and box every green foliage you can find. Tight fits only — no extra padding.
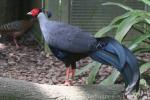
[140,62,150,74]
[133,46,150,53]
[86,63,101,85]
[75,61,98,76]
[139,0,150,6]
[31,24,44,46]
[99,69,120,85]
[140,79,149,89]
[75,61,102,85]
[129,33,150,50]
[76,1,150,86]
[114,14,140,42]
[32,24,51,53]
[95,25,117,37]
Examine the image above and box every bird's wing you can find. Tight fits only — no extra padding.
[46,22,97,53]
[0,21,23,33]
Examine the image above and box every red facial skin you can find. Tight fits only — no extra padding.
[29,8,51,18]
[30,8,40,17]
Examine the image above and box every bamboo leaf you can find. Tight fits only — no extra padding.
[115,15,141,42]
[95,25,117,37]
[140,62,150,74]
[99,69,120,85]
[86,63,101,85]
[102,2,133,11]
[129,33,150,50]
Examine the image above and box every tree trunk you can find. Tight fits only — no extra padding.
[0,77,123,100]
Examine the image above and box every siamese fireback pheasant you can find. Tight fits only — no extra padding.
[27,8,140,95]
[0,19,34,48]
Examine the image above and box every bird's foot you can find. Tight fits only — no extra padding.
[15,44,20,49]
[63,80,72,86]
[13,37,20,49]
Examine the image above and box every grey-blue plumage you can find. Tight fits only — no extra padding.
[38,13,97,53]
[36,12,140,95]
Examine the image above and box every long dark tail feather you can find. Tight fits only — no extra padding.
[90,37,140,94]
[96,37,126,69]
[90,50,120,68]
[122,46,140,95]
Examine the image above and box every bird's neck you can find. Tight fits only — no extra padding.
[37,12,49,25]
[37,12,52,43]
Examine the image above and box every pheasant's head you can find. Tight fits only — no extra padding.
[27,8,51,18]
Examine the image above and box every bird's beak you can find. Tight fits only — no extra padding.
[27,12,32,15]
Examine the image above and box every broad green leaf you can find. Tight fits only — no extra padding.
[115,15,142,42]
[139,0,150,6]
[102,2,133,11]
[75,61,98,76]
[99,69,120,85]
[95,25,117,37]
[140,62,150,74]
[129,33,150,50]
[86,63,101,85]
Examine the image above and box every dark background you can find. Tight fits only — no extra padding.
[0,0,31,24]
